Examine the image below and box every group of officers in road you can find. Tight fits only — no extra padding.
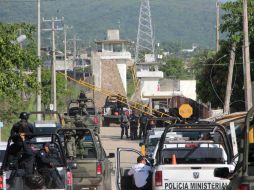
[120,110,156,140]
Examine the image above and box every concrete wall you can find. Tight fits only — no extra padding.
[140,78,160,100]
[92,58,126,109]
[179,80,196,100]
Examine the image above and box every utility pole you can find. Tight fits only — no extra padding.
[37,0,42,120]
[243,0,253,110]
[64,26,67,90]
[42,17,64,112]
[73,34,77,80]
[224,43,236,114]
[63,25,73,89]
[216,0,220,52]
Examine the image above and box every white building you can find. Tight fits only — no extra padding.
[136,54,164,101]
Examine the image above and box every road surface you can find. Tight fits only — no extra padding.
[100,126,140,190]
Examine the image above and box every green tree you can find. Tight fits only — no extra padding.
[0,23,40,99]
[41,69,67,112]
[160,57,186,79]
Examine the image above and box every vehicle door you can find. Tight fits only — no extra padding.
[115,148,148,190]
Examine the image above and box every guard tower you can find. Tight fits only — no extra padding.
[136,54,163,101]
[91,29,132,108]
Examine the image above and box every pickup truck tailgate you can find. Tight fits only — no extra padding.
[154,164,230,190]
[73,159,97,178]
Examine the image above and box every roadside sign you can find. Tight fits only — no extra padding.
[50,104,54,111]
[179,104,193,118]
[0,122,3,128]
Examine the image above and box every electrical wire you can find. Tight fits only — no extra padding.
[209,54,228,106]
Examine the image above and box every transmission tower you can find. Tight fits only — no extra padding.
[131,0,155,92]
[135,0,155,66]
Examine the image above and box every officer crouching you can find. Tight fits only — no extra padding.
[36,143,64,189]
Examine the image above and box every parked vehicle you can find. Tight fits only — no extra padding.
[57,128,114,190]
[30,111,62,142]
[115,122,236,190]
[214,107,254,189]
[102,95,130,126]
[0,133,74,190]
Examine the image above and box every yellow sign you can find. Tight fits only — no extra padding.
[179,104,193,118]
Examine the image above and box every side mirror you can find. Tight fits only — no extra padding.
[108,153,115,158]
[68,162,78,170]
[214,167,230,178]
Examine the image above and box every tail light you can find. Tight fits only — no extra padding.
[93,116,99,124]
[96,163,102,175]
[155,171,162,186]
[237,185,249,190]
[66,171,72,186]
[0,175,3,189]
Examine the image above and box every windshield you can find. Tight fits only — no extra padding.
[148,137,160,146]
[162,146,226,164]
[34,126,59,134]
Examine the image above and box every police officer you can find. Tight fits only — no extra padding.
[120,112,129,139]
[139,113,148,139]
[8,131,36,190]
[128,156,152,190]
[19,131,35,175]
[129,110,139,140]
[37,143,64,188]
[64,117,76,160]
[11,112,34,143]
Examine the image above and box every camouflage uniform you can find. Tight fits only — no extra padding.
[64,117,76,160]
[74,114,85,128]
[76,135,85,159]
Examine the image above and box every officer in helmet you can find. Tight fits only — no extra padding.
[11,112,34,143]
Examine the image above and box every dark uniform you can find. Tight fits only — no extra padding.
[120,113,129,139]
[129,112,139,140]
[19,140,35,175]
[37,144,64,188]
[139,113,148,139]
[11,112,33,144]
[8,134,35,190]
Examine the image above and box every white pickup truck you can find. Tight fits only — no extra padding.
[152,123,235,190]
[115,122,236,190]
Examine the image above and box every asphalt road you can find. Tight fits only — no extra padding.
[100,126,140,190]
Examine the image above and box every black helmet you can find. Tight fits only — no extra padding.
[19,112,29,120]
